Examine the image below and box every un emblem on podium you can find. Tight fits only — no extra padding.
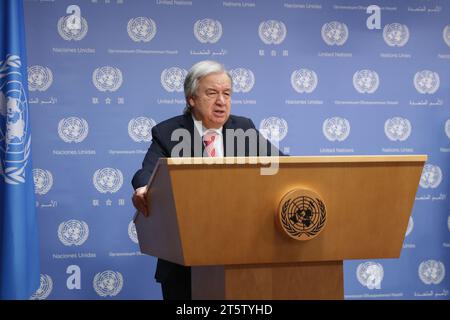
[277,189,327,241]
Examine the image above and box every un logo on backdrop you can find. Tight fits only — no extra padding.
[445,119,450,139]
[291,69,318,93]
[323,117,350,142]
[93,168,123,194]
[30,274,53,300]
[259,117,288,142]
[258,20,287,45]
[321,21,348,46]
[161,67,188,92]
[27,65,53,92]
[420,164,442,189]
[128,117,156,143]
[419,260,445,285]
[414,70,440,94]
[194,18,222,43]
[93,270,123,297]
[383,23,409,47]
[443,25,450,46]
[58,219,89,246]
[230,68,255,93]
[58,117,89,143]
[384,117,412,141]
[405,216,414,237]
[353,70,379,94]
[357,262,384,289]
[57,14,88,41]
[33,168,53,195]
[127,17,157,42]
[128,220,138,244]
[92,66,123,92]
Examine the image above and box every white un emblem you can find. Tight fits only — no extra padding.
[0,55,31,185]
[406,216,414,237]
[28,65,53,92]
[258,20,287,45]
[323,117,350,142]
[291,69,318,93]
[128,220,139,244]
[383,23,410,47]
[259,117,288,142]
[30,274,53,300]
[445,119,450,139]
[127,17,157,42]
[194,18,222,43]
[353,69,379,94]
[384,117,412,141]
[33,168,53,195]
[93,270,123,297]
[58,219,89,246]
[58,117,89,143]
[161,67,188,92]
[420,164,442,189]
[93,168,124,194]
[443,25,450,47]
[414,70,440,94]
[128,117,156,143]
[357,262,384,290]
[321,21,348,46]
[419,260,445,285]
[92,66,123,92]
[230,68,255,93]
[57,14,88,41]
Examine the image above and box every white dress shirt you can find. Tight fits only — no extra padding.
[192,115,224,157]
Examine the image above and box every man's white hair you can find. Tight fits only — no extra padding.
[183,60,232,114]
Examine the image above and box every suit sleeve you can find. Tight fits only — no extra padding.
[131,125,170,189]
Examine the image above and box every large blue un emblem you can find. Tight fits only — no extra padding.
[0,55,31,185]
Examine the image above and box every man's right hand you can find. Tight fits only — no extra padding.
[132,186,150,217]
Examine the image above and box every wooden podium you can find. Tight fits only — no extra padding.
[134,155,426,299]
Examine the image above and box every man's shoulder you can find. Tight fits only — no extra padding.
[153,114,187,131]
[227,114,255,129]
[153,114,255,130]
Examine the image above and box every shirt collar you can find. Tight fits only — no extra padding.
[191,114,223,136]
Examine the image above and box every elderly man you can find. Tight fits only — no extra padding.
[131,60,281,300]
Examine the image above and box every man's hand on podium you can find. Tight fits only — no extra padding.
[132,186,149,217]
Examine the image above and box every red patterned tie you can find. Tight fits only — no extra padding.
[203,130,217,157]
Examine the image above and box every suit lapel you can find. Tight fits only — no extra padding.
[222,116,235,156]
[179,113,202,157]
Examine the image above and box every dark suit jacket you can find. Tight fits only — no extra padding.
[132,113,281,282]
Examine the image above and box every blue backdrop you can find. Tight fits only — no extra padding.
[23,0,449,299]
